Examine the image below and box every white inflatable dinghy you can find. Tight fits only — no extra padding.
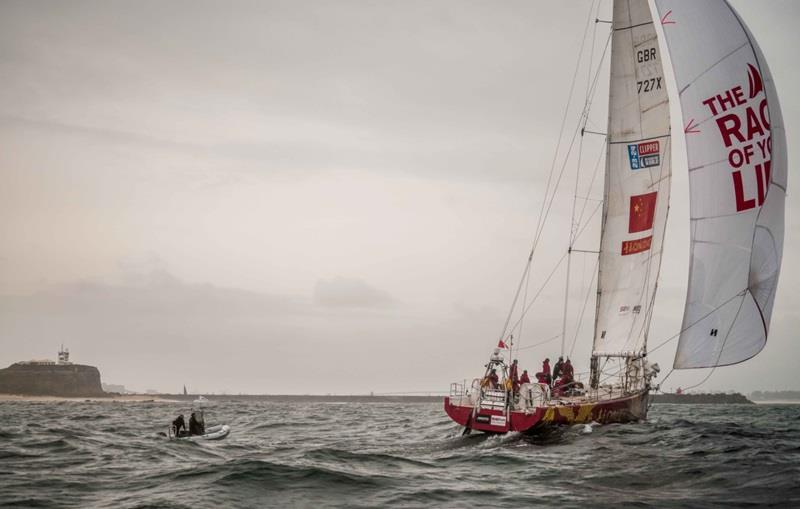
[171,424,230,441]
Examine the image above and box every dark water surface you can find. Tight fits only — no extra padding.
[1,400,798,508]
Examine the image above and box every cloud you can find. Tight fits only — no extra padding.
[313,277,393,308]
[0,269,303,318]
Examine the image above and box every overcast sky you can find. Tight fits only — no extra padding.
[1,0,798,395]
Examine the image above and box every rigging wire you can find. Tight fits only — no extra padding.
[594,290,749,390]
[515,256,532,360]
[672,290,748,393]
[502,200,603,342]
[568,256,600,359]
[647,290,746,356]
[507,29,612,355]
[496,3,623,371]
[496,0,599,345]
[515,333,562,351]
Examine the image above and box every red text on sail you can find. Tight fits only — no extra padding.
[701,64,771,212]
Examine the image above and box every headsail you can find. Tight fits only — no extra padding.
[592,0,671,358]
[655,1,786,369]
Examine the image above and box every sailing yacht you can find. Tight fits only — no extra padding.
[445,0,785,434]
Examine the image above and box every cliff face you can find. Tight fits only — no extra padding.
[0,363,105,397]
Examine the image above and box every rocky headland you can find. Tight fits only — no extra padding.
[0,363,106,397]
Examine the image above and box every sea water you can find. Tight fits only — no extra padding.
[1,400,798,507]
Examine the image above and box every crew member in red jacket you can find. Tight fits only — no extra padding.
[519,369,531,385]
[536,358,551,385]
[561,358,574,384]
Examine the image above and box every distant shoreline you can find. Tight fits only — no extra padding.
[0,394,179,403]
[0,393,445,403]
[145,393,446,403]
[4,392,797,405]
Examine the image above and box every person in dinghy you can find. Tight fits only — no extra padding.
[169,409,230,440]
[172,414,187,438]
[189,411,205,436]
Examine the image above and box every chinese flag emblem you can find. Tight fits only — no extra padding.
[629,192,658,233]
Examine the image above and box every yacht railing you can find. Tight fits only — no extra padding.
[449,382,466,405]
[451,368,649,411]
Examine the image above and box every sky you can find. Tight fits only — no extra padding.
[1,0,798,395]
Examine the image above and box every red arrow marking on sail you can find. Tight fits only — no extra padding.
[661,10,675,25]
[684,118,700,134]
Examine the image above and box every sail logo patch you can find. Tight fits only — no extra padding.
[627,140,660,170]
[621,192,657,256]
[621,236,652,256]
[619,304,643,315]
[629,192,658,233]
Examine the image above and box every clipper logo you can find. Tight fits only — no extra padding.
[627,140,660,170]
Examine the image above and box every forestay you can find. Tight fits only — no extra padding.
[655,0,786,369]
[593,0,671,358]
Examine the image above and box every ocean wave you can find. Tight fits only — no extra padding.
[0,401,798,508]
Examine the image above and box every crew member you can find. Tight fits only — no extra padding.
[172,414,186,437]
[557,358,575,396]
[519,370,531,385]
[542,358,551,386]
[553,356,564,381]
[509,359,520,392]
[488,368,499,389]
[482,368,500,389]
[189,412,205,436]
[562,358,574,384]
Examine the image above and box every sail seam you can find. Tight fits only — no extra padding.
[688,157,727,172]
[613,21,653,32]
[692,241,750,251]
[771,182,787,193]
[678,41,749,95]
[712,289,753,368]
[690,209,758,221]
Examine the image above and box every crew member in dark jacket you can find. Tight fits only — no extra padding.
[553,356,564,381]
[172,414,186,437]
[509,359,520,392]
[189,412,205,436]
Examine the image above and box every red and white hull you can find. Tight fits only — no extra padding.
[444,389,649,434]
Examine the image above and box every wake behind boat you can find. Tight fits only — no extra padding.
[446,0,785,434]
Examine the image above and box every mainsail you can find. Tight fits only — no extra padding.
[592,0,671,358]
[655,1,786,369]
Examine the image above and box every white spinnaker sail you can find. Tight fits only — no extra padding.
[655,1,786,369]
[593,0,671,357]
